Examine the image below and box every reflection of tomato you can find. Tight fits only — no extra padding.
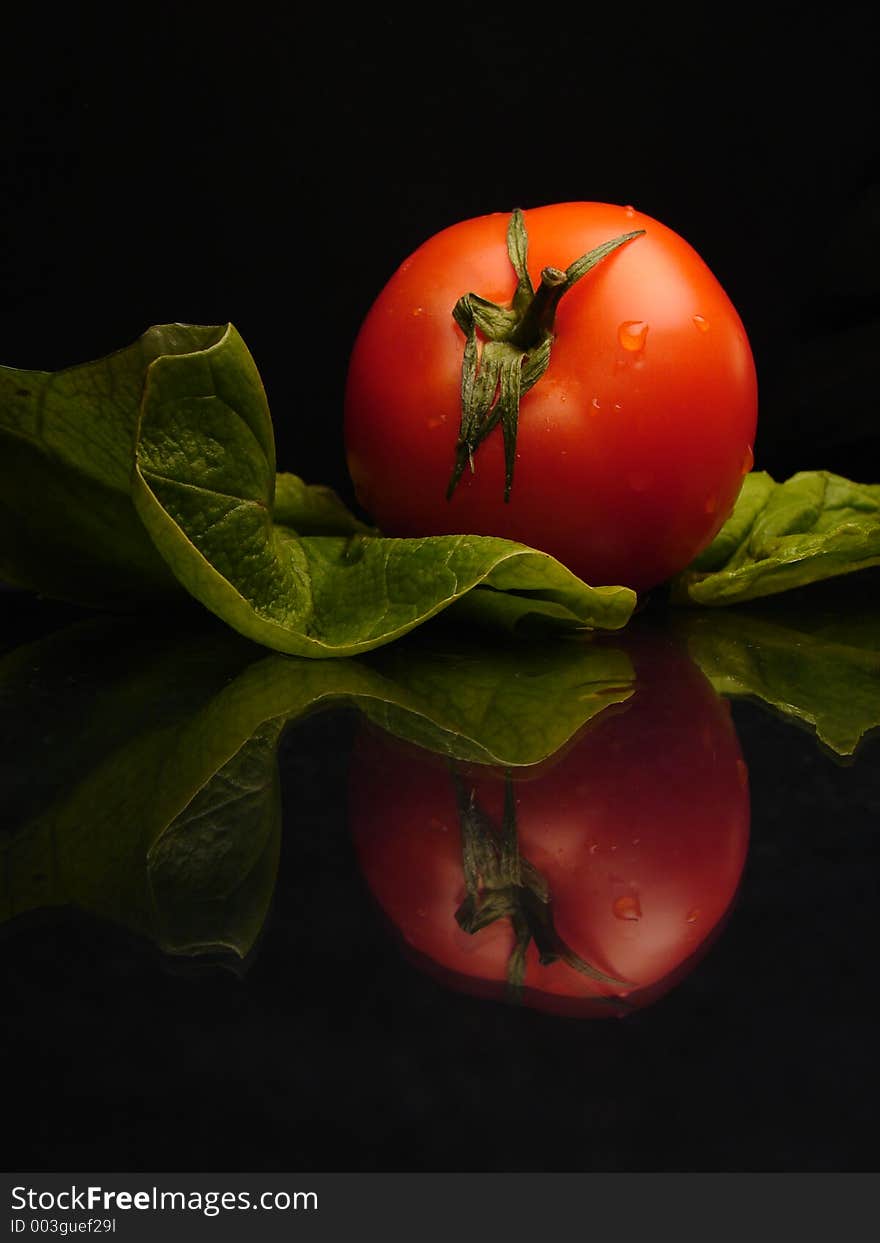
[349,631,750,1018]
[344,203,757,592]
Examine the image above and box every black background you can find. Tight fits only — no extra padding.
[1,9,878,502]
[2,8,879,1177]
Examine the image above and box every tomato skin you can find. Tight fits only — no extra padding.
[344,203,757,592]
[348,631,750,1018]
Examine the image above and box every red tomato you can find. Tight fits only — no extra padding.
[345,202,757,592]
[349,630,750,1018]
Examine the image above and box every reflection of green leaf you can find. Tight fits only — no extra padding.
[674,597,880,756]
[0,617,257,834]
[150,634,634,770]
[0,619,632,957]
[1,323,636,647]
[148,720,283,957]
[672,471,880,606]
[0,620,274,957]
[360,635,633,765]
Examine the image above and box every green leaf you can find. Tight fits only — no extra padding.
[272,473,374,536]
[1,323,636,650]
[0,325,225,605]
[672,470,880,606]
[0,617,633,955]
[674,592,880,756]
[131,324,635,654]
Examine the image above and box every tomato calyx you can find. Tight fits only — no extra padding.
[447,209,644,503]
[451,768,631,1005]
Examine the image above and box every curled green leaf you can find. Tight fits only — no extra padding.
[1,324,636,654]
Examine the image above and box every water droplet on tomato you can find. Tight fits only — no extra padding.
[686,908,700,924]
[412,306,424,317]
[741,444,754,475]
[692,314,710,333]
[613,401,622,412]
[591,396,602,410]
[589,843,599,854]
[704,493,718,515]
[427,417,445,429]
[613,894,642,921]
[618,321,649,352]
[623,204,636,218]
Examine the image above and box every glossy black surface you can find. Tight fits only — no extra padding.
[2,585,878,1172]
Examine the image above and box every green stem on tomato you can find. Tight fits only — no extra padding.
[447,210,644,504]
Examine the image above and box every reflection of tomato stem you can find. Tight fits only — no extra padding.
[451,767,631,1004]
